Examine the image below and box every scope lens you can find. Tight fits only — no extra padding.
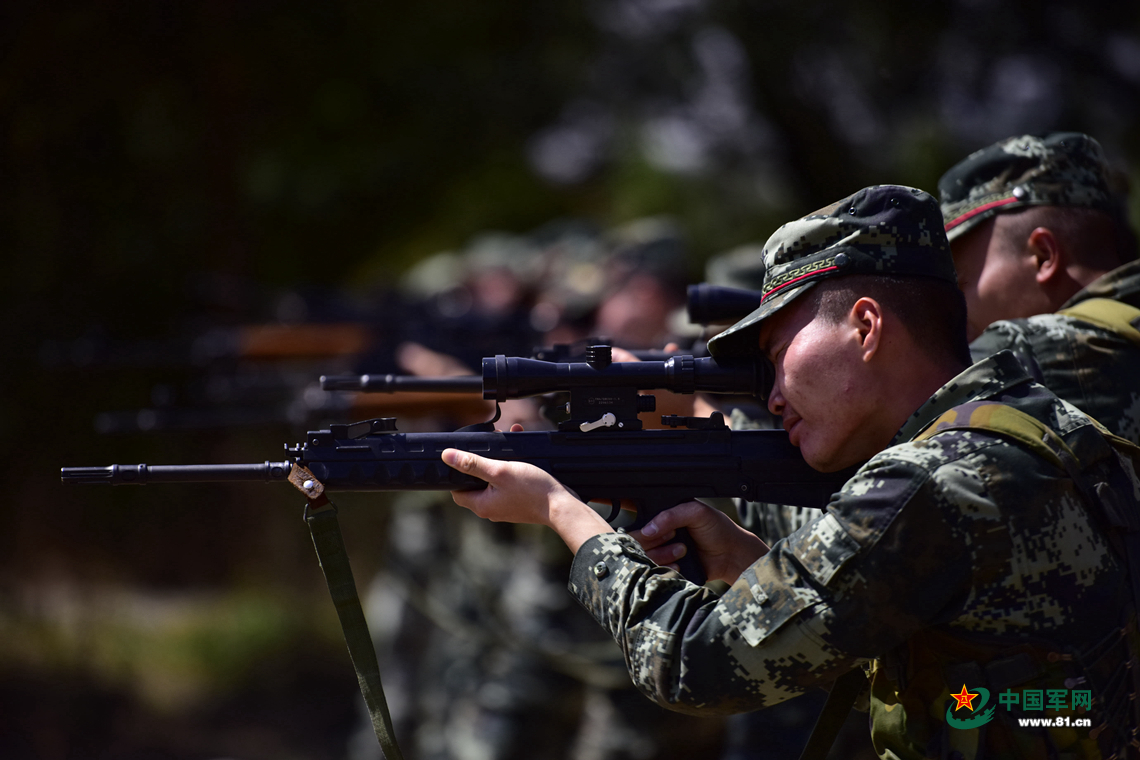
[757,358,775,401]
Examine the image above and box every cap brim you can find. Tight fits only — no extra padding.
[944,195,1028,242]
[707,282,818,359]
[945,212,987,242]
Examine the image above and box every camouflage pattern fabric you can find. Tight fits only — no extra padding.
[938,132,1118,242]
[567,351,1140,759]
[359,495,728,760]
[969,259,1140,445]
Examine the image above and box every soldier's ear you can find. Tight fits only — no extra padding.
[1028,227,1063,285]
[849,297,884,363]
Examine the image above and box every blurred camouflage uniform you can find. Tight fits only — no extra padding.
[939,132,1140,445]
[357,226,726,760]
[566,186,1140,758]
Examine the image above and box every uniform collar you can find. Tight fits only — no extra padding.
[892,351,1032,445]
[1060,259,1140,310]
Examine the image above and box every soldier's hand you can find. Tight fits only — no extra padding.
[397,341,474,377]
[442,447,612,553]
[631,501,769,584]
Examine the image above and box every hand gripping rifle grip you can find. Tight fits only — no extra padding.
[620,495,708,586]
[671,527,708,586]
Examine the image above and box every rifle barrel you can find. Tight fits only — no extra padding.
[61,462,292,485]
[320,374,483,393]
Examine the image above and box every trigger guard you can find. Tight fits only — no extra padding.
[586,496,623,523]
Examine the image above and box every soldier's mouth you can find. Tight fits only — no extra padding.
[783,413,803,445]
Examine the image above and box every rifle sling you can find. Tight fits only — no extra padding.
[1056,297,1140,347]
[305,497,405,760]
[798,668,866,760]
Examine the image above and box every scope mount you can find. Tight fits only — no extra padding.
[561,385,658,432]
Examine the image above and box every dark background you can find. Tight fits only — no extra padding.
[4,1,1140,758]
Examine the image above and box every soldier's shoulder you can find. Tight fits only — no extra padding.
[874,394,1091,482]
[873,425,1014,474]
[971,310,1133,364]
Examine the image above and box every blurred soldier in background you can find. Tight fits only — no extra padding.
[939,132,1140,444]
[593,218,691,351]
[354,220,727,760]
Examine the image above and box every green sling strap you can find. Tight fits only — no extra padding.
[797,668,867,760]
[1057,297,1140,347]
[291,465,406,760]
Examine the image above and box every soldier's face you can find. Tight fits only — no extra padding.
[758,297,881,472]
[951,217,1051,341]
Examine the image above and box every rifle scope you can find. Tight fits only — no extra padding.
[323,347,773,401]
[686,284,764,326]
[481,346,769,401]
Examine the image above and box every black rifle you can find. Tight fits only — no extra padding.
[62,346,845,758]
[318,341,704,393]
[63,346,834,586]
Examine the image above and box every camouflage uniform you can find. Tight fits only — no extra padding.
[938,132,1140,446]
[968,259,1140,445]
[564,187,1140,758]
[570,353,1140,758]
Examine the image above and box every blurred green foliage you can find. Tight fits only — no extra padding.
[2,588,337,711]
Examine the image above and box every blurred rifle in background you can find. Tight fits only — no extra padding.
[86,339,692,435]
[52,253,764,435]
[685,283,764,327]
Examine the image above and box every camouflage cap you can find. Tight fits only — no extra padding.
[938,132,1115,242]
[707,185,955,359]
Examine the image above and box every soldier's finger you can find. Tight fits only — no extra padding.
[450,486,498,520]
[610,347,640,363]
[639,501,707,538]
[449,489,476,510]
[442,448,500,483]
[645,542,687,566]
[630,525,677,550]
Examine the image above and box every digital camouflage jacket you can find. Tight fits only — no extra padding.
[970,259,1140,445]
[569,351,1140,759]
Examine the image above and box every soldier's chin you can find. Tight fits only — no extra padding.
[798,442,827,472]
[801,442,852,474]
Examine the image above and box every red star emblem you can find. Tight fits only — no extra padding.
[951,684,979,711]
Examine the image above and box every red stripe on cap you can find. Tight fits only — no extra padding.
[763,266,840,301]
[944,196,1019,231]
